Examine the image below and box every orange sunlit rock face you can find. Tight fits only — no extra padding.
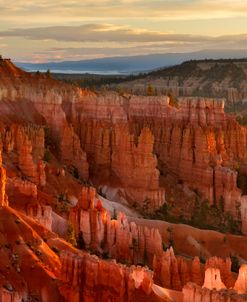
[0,58,247,301]
[0,151,8,207]
[70,93,247,216]
[111,126,165,210]
[69,186,163,265]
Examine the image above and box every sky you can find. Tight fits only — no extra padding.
[1,0,247,62]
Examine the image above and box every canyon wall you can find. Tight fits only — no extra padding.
[59,250,247,302]
[183,282,246,302]
[0,150,8,207]
[69,186,163,266]
[69,185,247,297]
[0,60,90,180]
[70,94,247,218]
[59,251,158,302]
[60,125,89,179]
[2,60,246,218]
[112,126,165,210]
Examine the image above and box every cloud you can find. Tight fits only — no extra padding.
[1,1,247,62]
[22,34,247,62]
[32,43,198,60]
[2,23,247,46]
[1,0,247,22]
[0,24,213,43]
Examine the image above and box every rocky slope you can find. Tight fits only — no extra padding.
[109,59,247,111]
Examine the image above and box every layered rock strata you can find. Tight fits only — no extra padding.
[183,283,246,302]
[69,186,163,266]
[112,126,165,210]
[59,251,157,302]
[71,94,247,217]
[0,150,8,207]
[60,125,89,179]
[2,59,247,218]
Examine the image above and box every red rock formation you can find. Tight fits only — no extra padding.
[240,196,247,235]
[26,203,52,230]
[175,98,226,126]
[234,264,247,294]
[15,125,45,161]
[0,205,63,302]
[112,126,165,211]
[202,267,226,290]
[8,178,37,198]
[153,247,183,290]
[69,186,163,266]
[58,250,247,302]
[17,131,46,186]
[153,250,238,292]
[0,59,89,182]
[60,125,89,180]
[191,257,204,286]
[1,124,45,160]
[18,135,38,182]
[37,160,46,187]
[2,59,246,218]
[69,186,97,237]
[1,59,247,302]
[183,283,246,302]
[70,94,247,217]
[78,120,112,174]
[153,248,205,291]
[205,256,235,288]
[59,251,158,302]
[77,186,95,210]
[0,150,8,207]
[0,288,23,302]
[1,59,247,217]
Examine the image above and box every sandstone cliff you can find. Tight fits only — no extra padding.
[69,186,163,266]
[71,94,247,219]
[59,251,158,302]
[0,150,8,207]
[112,126,165,210]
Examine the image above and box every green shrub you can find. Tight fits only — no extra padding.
[77,232,85,250]
[51,246,60,255]
[199,256,206,264]
[231,255,240,273]
[43,149,51,162]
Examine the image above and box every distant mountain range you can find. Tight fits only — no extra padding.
[16,49,247,74]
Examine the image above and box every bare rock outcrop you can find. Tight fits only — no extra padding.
[112,126,165,211]
[153,248,204,291]
[60,125,89,180]
[202,267,226,290]
[69,186,163,266]
[205,256,235,288]
[234,264,247,294]
[183,283,246,302]
[59,251,157,302]
[70,94,247,219]
[18,134,46,186]
[0,150,8,207]
[240,196,247,235]
[26,203,52,230]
